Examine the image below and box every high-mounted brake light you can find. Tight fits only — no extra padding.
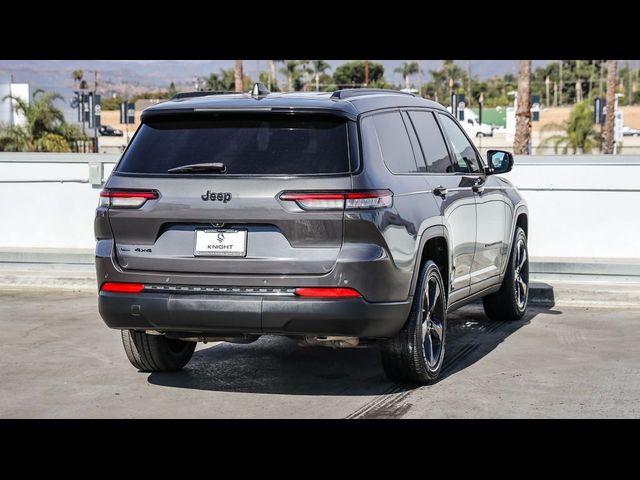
[280,190,392,210]
[294,287,362,298]
[99,190,159,209]
[101,282,145,293]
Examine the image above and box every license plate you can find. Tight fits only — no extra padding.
[194,229,247,257]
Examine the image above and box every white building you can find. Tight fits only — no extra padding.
[0,77,29,127]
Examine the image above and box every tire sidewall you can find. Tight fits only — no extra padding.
[510,228,528,316]
[412,261,447,380]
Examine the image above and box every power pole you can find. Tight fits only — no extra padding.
[558,60,563,105]
[599,60,605,96]
[545,75,550,107]
[467,60,472,107]
[80,93,86,153]
[93,70,98,153]
[627,60,632,105]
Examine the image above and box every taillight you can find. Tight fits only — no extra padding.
[99,190,158,208]
[279,190,392,210]
[294,287,362,298]
[101,282,145,293]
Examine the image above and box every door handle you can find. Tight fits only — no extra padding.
[433,185,448,197]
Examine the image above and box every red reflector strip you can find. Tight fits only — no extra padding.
[294,287,362,298]
[101,282,145,293]
[100,190,158,199]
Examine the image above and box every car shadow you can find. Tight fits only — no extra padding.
[147,299,560,396]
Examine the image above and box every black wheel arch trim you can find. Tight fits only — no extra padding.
[409,224,452,302]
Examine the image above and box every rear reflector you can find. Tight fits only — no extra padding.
[294,287,362,298]
[280,190,392,210]
[99,190,159,209]
[101,282,145,294]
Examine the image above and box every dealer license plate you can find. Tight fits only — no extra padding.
[194,229,247,257]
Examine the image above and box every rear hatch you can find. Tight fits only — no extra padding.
[103,112,355,275]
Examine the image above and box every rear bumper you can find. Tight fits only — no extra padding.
[98,291,411,338]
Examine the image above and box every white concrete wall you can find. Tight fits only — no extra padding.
[0,153,638,259]
[502,156,640,259]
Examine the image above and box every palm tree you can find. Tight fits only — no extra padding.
[394,62,420,90]
[514,60,532,155]
[602,60,617,154]
[204,68,235,91]
[72,70,84,89]
[234,60,244,92]
[269,60,277,90]
[0,89,85,152]
[280,61,300,92]
[312,60,331,91]
[540,101,601,153]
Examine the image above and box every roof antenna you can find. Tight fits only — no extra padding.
[251,82,270,97]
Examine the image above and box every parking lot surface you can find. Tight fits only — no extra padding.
[1,289,638,418]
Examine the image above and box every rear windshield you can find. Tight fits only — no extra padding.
[116,114,351,175]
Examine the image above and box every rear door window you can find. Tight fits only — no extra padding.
[407,111,454,174]
[367,111,419,174]
[116,114,351,175]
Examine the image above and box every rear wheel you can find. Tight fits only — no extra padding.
[380,260,447,384]
[482,227,529,321]
[121,330,195,372]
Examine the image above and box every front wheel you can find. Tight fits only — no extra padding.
[482,227,529,321]
[380,260,447,384]
[121,330,196,372]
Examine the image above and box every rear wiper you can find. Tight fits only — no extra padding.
[168,162,227,174]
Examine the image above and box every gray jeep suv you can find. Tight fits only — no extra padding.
[95,86,529,384]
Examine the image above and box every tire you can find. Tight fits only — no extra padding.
[476,132,484,137]
[380,260,447,384]
[121,330,196,372]
[482,227,529,321]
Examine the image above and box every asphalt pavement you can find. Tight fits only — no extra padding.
[1,289,638,418]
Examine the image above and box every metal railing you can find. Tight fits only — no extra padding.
[0,153,120,186]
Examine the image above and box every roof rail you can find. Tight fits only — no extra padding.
[172,90,241,100]
[330,88,416,100]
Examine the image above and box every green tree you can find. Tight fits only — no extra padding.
[394,61,420,90]
[280,60,301,92]
[423,60,468,105]
[312,60,331,91]
[167,81,178,98]
[540,101,601,153]
[333,61,385,88]
[72,69,84,88]
[203,68,236,91]
[0,89,86,152]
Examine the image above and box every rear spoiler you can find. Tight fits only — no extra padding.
[141,106,357,122]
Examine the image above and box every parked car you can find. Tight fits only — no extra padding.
[99,125,123,136]
[95,86,529,384]
[622,126,640,137]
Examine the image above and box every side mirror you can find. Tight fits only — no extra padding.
[486,150,514,174]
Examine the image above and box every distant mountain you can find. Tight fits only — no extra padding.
[0,59,553,92]
[2,59,635,123]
